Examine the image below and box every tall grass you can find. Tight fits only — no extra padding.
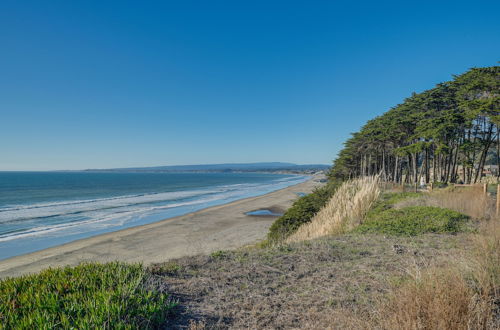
[266,181,340,243]
[379,220,500,329]
[394,187,495,220]
[380,267,492,329]
[288,176,380,242]
[472,220,500,308]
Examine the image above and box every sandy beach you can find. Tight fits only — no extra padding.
[0,175,323,278]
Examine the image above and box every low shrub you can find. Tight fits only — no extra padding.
[267,181,340,242]
[355,206,470,236]
[367,192,421,217]
[0,262,175,328]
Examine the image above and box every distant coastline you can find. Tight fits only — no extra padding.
[81,162,330,174]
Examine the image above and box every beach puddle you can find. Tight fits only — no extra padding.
[295,192,307,197]
[245,209,284,217]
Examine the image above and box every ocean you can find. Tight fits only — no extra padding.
[0,171,307,260]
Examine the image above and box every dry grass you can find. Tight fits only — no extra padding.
[153,234,468,329]
[471,220,500,311]
[150,186,499,329]
[379,220,500,330]
[480,177,499,184]
[394,188,495,220]
[288,176,380,242]
[159,228,497,329]
[380,267,492,330]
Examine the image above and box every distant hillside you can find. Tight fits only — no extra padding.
[84,162,330,173]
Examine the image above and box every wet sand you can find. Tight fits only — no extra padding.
[0,175,323,278]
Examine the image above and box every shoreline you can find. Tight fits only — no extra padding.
[0,175,323,279]
[0,173,309,260]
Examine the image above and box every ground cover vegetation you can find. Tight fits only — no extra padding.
[0,263,176,329]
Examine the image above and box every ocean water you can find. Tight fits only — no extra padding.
[0,171,307,260]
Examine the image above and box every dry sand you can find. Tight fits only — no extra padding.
[0,175,323,278]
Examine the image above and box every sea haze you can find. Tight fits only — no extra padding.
[0,171,307,260]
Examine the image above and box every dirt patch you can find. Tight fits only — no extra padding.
[151,233,472,329]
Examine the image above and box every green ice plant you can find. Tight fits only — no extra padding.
[0,262,176,329]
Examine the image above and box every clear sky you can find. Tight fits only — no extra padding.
[1,1,499,170]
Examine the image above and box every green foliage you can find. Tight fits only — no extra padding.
[0,262,175,329]
[367,192,421,216]
[355,206,470,236]
[267,181,340,242]
[329,65,500,184]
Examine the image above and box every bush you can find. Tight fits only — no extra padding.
[355,206,469,236]
[0,262,176,328]
[267,181,339,243]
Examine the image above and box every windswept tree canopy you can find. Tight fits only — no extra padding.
[329,66,500,184]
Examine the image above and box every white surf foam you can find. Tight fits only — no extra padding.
[0,175,307,242]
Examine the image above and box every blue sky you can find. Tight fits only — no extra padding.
[1,1,499,170]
